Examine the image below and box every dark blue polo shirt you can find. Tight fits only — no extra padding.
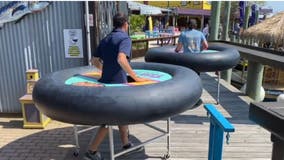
[93,29,131,83]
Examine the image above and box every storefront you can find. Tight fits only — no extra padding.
[144,1,211,31]
[174,8,211,31]
[0,1,127,113]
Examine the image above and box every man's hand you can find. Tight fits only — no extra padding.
[133,76,150,82]
[90,57,103,71]
[117,53,151,82]
[89,57,95,66]
[175,43,183,53]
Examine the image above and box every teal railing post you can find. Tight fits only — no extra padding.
[204,104,235,160]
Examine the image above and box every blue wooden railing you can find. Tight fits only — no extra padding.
[204,104,235,160]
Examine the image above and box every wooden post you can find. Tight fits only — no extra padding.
[246,61,264,102]
[222,1,231,41]
[93,2,100,47]
[255,10,259,24]
[242,5,251,45]
[209,1,221,41]
[221,1,232,84]
[244,6,251,30]
[201,15,204,31]
[146,41,149,51]
[221,69,232,84]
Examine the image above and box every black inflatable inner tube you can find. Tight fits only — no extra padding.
[145,44,240,72]
[33,62,203,125]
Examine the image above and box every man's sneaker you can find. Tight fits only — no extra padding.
[122,142,144,156]
[84,150,103,160]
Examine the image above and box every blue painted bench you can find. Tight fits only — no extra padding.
[204,104,235,160]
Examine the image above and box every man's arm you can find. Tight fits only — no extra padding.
[90,57,103,71]
[117,53,147,82]
[201,33,208,50]
[90,42,103,71]
[175,33,183,53]
[202,40,208,50]
[175,42,183,53]
[118,38,148,82]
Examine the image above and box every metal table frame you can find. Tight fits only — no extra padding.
[73,118,171,160]
[217,71,220,104]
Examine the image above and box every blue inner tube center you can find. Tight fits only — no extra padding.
[65,69,173,87]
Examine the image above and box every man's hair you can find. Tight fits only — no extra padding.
[113,13,128,28]
[188,19,197,29]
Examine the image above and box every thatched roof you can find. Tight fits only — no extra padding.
[242,11,284,45]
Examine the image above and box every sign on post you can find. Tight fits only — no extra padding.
[63,29,83,58]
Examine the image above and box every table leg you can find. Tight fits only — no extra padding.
[109,126,115,160]
[271,134,284,160]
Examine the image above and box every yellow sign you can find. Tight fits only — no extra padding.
[145,1,211,10]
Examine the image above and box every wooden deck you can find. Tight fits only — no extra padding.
[0,58,272,160]
[65,59,273,160]
[65,71,272,160]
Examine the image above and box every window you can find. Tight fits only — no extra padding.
[193,1,200,5]
[181,1,187,6]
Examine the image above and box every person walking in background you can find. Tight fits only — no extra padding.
[218,23,223,39]
[143,16,149,32]
[234,20,241,39]
[174,19,208,107]
[175,19,208,54]
[87,13,147,160]
[202,23,209,39]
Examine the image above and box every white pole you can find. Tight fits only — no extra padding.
[85,1,92,66]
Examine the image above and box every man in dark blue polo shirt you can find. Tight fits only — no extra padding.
[85,13,147,160]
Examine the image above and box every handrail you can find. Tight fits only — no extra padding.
[211,40,284,56]
[209,41,284,69]
[132,35,179,44]
[204,104,235,160]
[204,104,235,132]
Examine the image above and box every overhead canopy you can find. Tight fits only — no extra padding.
[174,8,211,16]
[242,11,284,45]
[127,1,171,15]
[259,8,273,15]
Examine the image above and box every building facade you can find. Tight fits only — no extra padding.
[0,1,127,113]
[144,1,211,30]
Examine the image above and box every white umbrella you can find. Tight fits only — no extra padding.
[127,1,169,15]
[127,1,170,32]
[140,6,162,15]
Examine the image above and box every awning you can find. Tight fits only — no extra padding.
[127,1,171,15]
[259,8,273,15]
[175,8,211,16]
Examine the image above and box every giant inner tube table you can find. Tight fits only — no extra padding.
[249,102,284,160]
[33,62,203,159]
[145,44,240,104]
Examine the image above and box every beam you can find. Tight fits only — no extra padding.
[221,1,232,83]
[246,61,264,101]
[209,1,221,41]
